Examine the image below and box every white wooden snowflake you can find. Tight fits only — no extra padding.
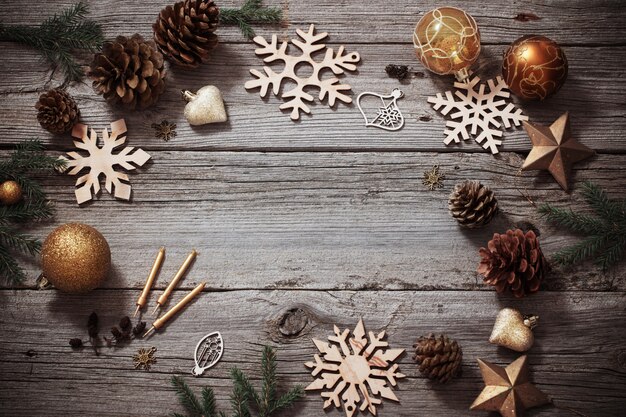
[427,76,528,154]
[245,24,360,120]
[62,119,151,204]
[305,319,405,417]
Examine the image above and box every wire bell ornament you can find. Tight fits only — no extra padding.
[192,331,224,376]
[356,88,405,131]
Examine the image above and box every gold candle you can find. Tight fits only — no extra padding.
[134,247,165,317]
[143,282,206,338]
[152,249,197,315]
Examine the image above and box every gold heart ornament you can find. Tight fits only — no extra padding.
[489,308,538,352]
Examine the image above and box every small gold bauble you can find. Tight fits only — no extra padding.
[0,180,23,205]
[489,308,538,352]
[41,223,111,293]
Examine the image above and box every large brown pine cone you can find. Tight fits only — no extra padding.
[153,0,219,68]
[88,34,166,110]
[35,89,80,134]
[413,334,462,383]
[478,229,547,298]
[449,180,498,228]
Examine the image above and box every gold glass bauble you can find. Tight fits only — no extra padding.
[413,7,481,80]
[0,180,23,205]
[41,223,111,293]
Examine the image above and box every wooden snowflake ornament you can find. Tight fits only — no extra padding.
[62,119,151,204]
[245,24,360,120]
[428,76,528,154]
[305,319,405,417]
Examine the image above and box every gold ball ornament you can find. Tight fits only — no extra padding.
[0,180,23,205]
[502,35,568,100]
[413,7,481,81]
[489,308,539,352]
[41,223,111,293]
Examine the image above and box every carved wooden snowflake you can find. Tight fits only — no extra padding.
[62,119,151,204]
[305,319,405,417]
[427,76,528,154]
[133,347,157,371]
[245,24,360,120]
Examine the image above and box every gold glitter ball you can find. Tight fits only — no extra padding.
[0,180,23,205]
[41,223,111,293]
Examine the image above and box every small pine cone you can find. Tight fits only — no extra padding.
[153,0,219,68]
[35,89,80,134]
[449,180,498,228]
[88,34,166,110]
[413,334,462,383]
[478,229,547,298]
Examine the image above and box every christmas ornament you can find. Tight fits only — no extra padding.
[356,89,405,131]
[521,112,594,191]
[478,229,547,298]
[503,35,568,101]
[448,180,498,228]
[41,223,111,293]
[305,319,405,417]
[539,181,626,270]
[192,331,224,376]
[143,282,206,338]
[413,7,481,82]
[245,24,360,120]
[153,0,219,68]
[470,355,550,417]
[133,347,157,371]
[182,86,228,125]
[413,334,462,383]
[422,165,445,190]
[88,34,166,110]
[0,180,22,205]
[489,308,538,352]
[62,119,151,205]
[152,120,177,141]
[428,75,528,154]
[35,89,80,134]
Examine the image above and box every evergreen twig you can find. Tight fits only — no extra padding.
[170,347,303,417]
[538,181,626,270]
[220,0,283,40]
[0,2,103,83]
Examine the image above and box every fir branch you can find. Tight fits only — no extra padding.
[537,204,605,234]
[260,345,277,416]
[231,368,252,417]
[0,245,26,283]
[0,2,103,82]
[221,0,283,40]
[271,386,305,414]
[171,376,204,417]
[202,386,218,417]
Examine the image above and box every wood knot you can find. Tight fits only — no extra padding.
[278,308,309,337]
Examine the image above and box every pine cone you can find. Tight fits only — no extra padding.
[413,334,462,383]
[153,0,219,68]
[88,34,166,110]
[35,89,80,133]
[449,180,498,228]
[478,229,547,298]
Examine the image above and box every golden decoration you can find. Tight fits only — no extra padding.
[133,347,157,371]
[0,180,23,205]
[521,112,595,191]
[422,165,445,190]
[413,7,481,81]
[151,120,177,141]
[41,223,111,293]
[489,308,538,352]
[470,355,550,417]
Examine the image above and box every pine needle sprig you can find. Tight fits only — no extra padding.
[539,181,626,270]
[0,2,103,82]
[221,0,283,40]
[171,376,205,417]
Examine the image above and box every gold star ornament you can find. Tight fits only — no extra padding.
[521,112,594,191]
[470,355,549,417]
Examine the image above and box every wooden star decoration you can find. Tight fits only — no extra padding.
[470,355,550,417]
[521,112,594,191]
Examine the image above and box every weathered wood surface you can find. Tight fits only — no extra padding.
[0,0,625,416]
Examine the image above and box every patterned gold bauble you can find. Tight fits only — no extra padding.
[0,180,23,205]
[413,7,481,81]
[502,35,568,100]
[41,223,111,293]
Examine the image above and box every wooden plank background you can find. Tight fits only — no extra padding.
[0,0,625,416]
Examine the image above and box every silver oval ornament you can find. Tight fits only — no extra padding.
[192,331,224,376]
